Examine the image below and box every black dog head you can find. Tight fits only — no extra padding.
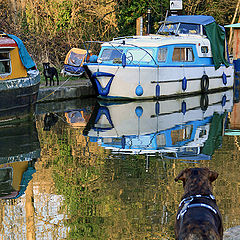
[43,112,58,131]
[43,62,50,70]
[175,168,218,197]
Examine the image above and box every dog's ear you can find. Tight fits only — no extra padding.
[175,168,189,182]
[208,170,218,182]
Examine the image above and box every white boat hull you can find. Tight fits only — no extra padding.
[87,64,234,99]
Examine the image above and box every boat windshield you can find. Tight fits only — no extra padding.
[126,48,153,63]
[99,48,123,61]
[158,23,179,34]
[158,23,201,35]
[67,52,85,66]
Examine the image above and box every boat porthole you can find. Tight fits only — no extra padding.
[222,72,227,85]
[201,75,209,93]
[200,94,209,111]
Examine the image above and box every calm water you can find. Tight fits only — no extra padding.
[0,89,240,240]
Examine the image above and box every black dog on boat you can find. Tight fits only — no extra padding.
[175,168,223,240]
[43,62,59,86]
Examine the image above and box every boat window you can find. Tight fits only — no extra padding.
[157,48,168,62]
[156,134,166,147]
[103,138,122,146]
[0,51,11,74]
[171,125,193,145]
[0,168,14,198]
[158,23,179,34]
[0,168,12,183]
[201,46,209,53]
[100,48,123,61]
[178,23,200,34]
[172,47,194,62]
[126,48,153,63]
[67,52,85,66]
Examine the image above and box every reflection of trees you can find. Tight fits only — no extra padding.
[210,135,240,230]
[40,112,180,239]
[36,112,240,239]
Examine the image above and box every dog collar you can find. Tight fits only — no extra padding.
[178,194,215,208]
[177,194,217,221]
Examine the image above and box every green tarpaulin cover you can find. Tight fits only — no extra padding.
[201,112,226,156]
[204,22,229,70]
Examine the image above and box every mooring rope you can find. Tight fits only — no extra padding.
[37,76,72,102]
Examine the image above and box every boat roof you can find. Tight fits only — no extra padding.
[104,34,209,48]
[0,36,17,48]
[225,23,240,28]
[166,15,215,26]
[0,34,36,70]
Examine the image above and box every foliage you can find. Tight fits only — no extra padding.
[114,0,170,36]
[2,0,118,67]
[1,0,239,67]
[35,111,240,239]
[183,0,238,26]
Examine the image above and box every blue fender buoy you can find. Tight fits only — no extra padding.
[135,106,143,118]
[156,84,160,97]
[135,84,143,96]
[181,101,186,115]
[122,53,126,68]
[155,101,160,115]
[121,136,126,149]
[222,72,227,85]
[89,55,98,63]
[221,95,226,107]
[182,77,187,91]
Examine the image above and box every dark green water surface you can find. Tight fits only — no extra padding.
[0,90,239,239]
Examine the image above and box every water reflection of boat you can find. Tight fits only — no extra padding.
[84,90,233,160]
[65,106,94,128]
[0,121,40,199]
[225,101,240,136]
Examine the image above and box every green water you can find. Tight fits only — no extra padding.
[0,94,239,239]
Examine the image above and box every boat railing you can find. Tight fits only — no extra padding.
[113,36,137,41]
[112,35,155,41]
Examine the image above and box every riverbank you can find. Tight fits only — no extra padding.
[37,77,96,103]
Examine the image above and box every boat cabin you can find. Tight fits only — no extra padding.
[94,15,228,70]
[0,34,28,80]
[97,36,212,67]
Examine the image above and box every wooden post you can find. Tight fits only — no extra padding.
[233,29,240,60]
[136,17,143,36]
[228,0,240,47]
